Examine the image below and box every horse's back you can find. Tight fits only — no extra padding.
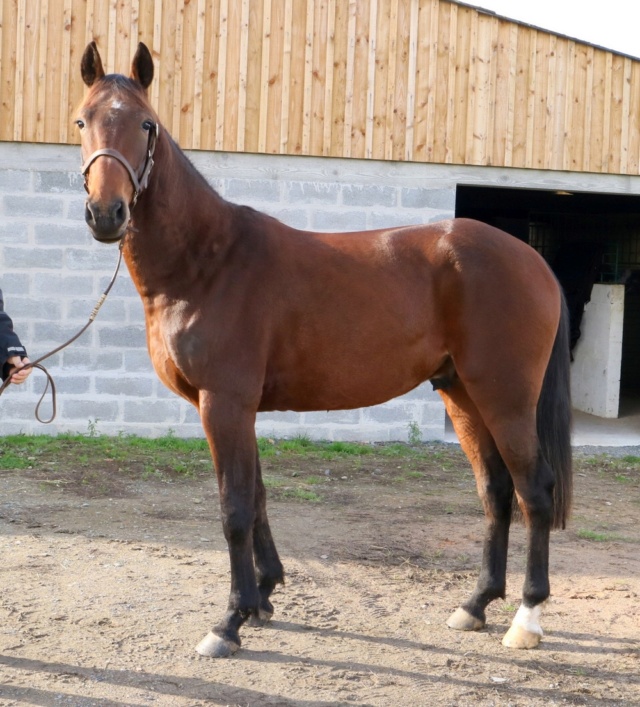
[282,217,560,335]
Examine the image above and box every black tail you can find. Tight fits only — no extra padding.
[537,294,573,529]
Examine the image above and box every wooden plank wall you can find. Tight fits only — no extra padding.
[1,0,639,175]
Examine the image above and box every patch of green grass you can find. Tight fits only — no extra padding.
[581,453,640,469]
[621,455,640,465]
[576,528,614,542]
[141,465,163,479]
[256,436,429,461]
[407,421,421,446]
[321,441,373,457]
[580,454,610,467]
[403,470,424,479]
[577,527,637,544]
[271,438,373,458]
[578,454,640,485]
[0,433,463,487]
[0,432,204,457]
[257,438,277,456]
[262,476,286,489]
[278,435,316,452]
[0,451,32,469]
[0,432,212,477]
[379,442,418,457]
[281,488,321,502]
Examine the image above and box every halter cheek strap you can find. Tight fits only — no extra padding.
[81,123,159,207]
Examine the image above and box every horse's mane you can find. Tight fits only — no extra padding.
[161,125,278,226]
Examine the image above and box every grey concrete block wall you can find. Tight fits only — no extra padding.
[0,143,456,441]
[3,142,636,441]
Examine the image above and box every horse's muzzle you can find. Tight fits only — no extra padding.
[85,197,129,242]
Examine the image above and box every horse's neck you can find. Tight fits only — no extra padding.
[124,135,236,299]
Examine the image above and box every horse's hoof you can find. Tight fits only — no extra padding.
[247,606,273,627]
[502,623,542,649]
[446,607,485,631]
[502,604,543,648]
[195,631,240,658]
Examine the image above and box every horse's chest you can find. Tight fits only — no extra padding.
[145,304,204,393]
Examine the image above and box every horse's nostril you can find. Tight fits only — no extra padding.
[112,200,126,226]
[85,202,96,226]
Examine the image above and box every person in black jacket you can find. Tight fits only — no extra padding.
[0,289,31,385]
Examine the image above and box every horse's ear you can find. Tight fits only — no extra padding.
[81,41,105,87]
[130,43,154,90]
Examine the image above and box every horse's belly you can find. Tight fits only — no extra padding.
[259,342,439,412]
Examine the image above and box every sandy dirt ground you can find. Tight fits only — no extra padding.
[0,443,638,706]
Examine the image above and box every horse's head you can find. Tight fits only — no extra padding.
[77,42,159,243]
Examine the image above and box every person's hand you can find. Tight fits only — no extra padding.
[7,356,31,384]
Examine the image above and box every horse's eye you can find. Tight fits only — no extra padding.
[142,120,154,132]
[75,119,85,129]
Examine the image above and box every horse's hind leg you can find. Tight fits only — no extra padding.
[248,453,285,625]
[464,386,556,649]
[439,384,514,632]
[495,435,555,649]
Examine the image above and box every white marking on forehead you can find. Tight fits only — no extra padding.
[109,99,125,111]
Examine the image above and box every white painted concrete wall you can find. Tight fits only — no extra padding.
[571,284,625,418]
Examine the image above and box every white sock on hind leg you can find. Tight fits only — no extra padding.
[512,603,543,636]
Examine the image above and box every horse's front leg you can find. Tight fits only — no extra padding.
[195,392,261,658]
[248,452,285,625]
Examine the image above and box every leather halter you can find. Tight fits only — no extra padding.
[81,123,159,207]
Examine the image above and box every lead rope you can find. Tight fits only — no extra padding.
[0,239,125,423]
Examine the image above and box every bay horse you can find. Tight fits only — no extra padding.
[77,42,572,657]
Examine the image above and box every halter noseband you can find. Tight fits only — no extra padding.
[81,123,159,207]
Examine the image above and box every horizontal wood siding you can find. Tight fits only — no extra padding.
[1,0,639,175]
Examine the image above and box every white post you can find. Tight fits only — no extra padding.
[570,284,625,418]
